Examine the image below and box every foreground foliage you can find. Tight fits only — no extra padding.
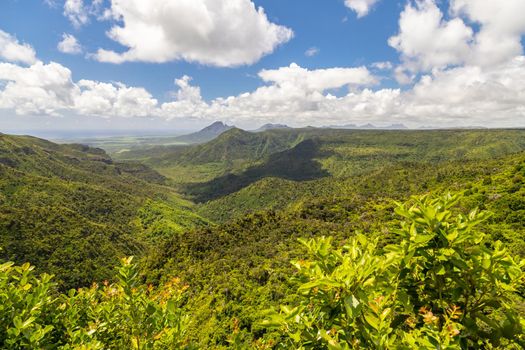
[264,194,525,349]
[2,193,524,349]
[0,256,190,349]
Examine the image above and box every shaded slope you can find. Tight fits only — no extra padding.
[183,139,331,202]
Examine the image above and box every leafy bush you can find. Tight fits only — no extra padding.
[0,256,191,349]
[264,194,525,349]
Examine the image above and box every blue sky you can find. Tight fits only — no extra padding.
[0,0,524,135]
[0,0,401,100]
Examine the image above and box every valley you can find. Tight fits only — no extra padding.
[2,126,525,347]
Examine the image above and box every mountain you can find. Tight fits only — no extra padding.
[133,128,309,168]
[0,133,208,289]
[176,128,295,164]
[327,123,409,130]
[174,121,234,144]
[254,123,291,132]
[385,123,409,129]
[355,123,408,129]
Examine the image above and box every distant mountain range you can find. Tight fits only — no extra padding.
[418,125,488,130]
[175,121,411,145]
[253,124,291,132]
[175,122,294,144]
[174,121,234,144]
[326,123,409,130]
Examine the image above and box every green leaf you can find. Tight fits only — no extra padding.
[364,313,380,331]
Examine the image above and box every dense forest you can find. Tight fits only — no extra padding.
[1,129,525,348]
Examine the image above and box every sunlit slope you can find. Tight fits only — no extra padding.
[0,133,208,288]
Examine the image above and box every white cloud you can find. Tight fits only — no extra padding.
[172,76,203,103]
[63,0,105,28]
[1,10,525,130]
[388,0,473,73]
[389,0,525,80]
[258,63,377,91]
[402,56,525,126]
[344,0,380,18]
[0,30,38,65]
[0,61,75,115]
[160,76,209,119]
[43,0,58,7]
[160,64,378,122]
[1,56,524,128]
[305,47,320,57]
[157,59,525,127]
[74,80,158,117]
[0,60,159,118]
[57,34,82,55]
[64,0,89,28]
[92,0,294,67]
[450,0,525,67]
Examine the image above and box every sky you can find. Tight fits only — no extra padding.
[0,0,524,136]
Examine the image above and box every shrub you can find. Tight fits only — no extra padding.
[264,194,525,349]
[0,256,191,349]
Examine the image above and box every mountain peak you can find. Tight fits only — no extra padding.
[203,121,230,130]
[174,121,235,144]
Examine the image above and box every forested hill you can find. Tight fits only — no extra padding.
[145,146,525,347]
[2,129,525,348]
[116,127,308,166]
[114,128,525,220]
[0,133,208,289]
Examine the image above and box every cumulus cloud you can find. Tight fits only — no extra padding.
[1,55,524,128]
[57,34,82,54]
[258,63,377,91]
[75,80,158,117]
[92,0,294,67]
[165,58,525,127]
[160,76,209,119]
[0,30,38,65]
[0,60,159,118]
[344,0,380,18]
[450,0,525,67]
[390,0,525,80]
[388,0,473,73]
[2,3,525,130]
[0,61,75,115]
[402,56,525,126]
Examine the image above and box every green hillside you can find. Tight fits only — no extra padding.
[0,134,208,289]
[118,128,307,166]
[2,129,525,348]
[142,129,525,221]
[146,150,525,347]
